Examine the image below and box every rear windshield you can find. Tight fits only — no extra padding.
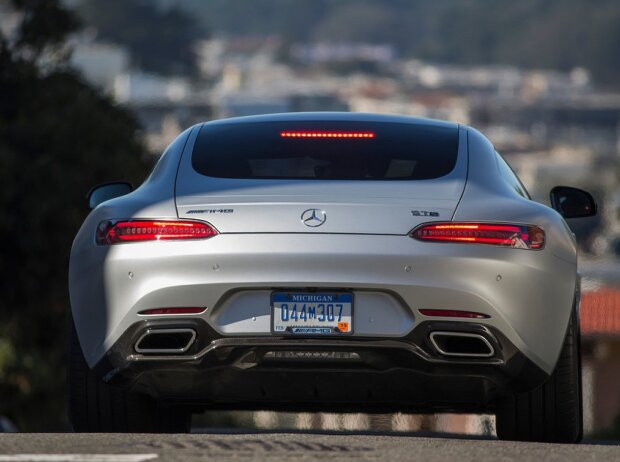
[192,121,459,180]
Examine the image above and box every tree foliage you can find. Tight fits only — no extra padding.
[77,0,206,76]
[0,0,149,430]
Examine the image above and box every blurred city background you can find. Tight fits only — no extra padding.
[1,0,619,437]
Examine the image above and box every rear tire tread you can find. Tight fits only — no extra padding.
[68,321,190,433]
[495,308,582,443]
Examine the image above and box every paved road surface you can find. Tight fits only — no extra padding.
[0,431,619,461]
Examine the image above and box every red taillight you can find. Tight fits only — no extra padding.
[280,131,375,139]
[418,309,489,319]
[410,223,544,250]
[96,220,218,245]
[139,307,206,315]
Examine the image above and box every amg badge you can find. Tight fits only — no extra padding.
[186,209,234,214]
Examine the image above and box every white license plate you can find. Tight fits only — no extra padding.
[271,292,353,335]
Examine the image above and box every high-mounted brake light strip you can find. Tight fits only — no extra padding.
[139,307,206,315]
[411,223,545,250]
[280,131,375,138]
[96,220,218,245]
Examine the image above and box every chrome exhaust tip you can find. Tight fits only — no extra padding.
[135,328,197,354]
[429,331,495,358]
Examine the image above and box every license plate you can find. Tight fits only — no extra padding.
[271,292,353,335]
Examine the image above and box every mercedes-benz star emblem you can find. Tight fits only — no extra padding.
[301,208,327,227]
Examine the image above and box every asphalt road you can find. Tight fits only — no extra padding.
[1,431,619,462]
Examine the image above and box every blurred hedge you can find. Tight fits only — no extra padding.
[0,0,149,430]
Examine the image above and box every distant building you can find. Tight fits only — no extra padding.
[113,72,193,104]
[216,94,290,119]
[580,289,620,434]
[291,43,396,65]
[129,100,213,153]
[289,94,349,113]
[215,93,348,119]
[471,95,620,152]
[70,42,130,94]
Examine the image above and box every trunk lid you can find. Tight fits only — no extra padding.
[174,115,467,234]
[175,179,465,235]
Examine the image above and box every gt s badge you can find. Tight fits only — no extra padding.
[411,210,439,217]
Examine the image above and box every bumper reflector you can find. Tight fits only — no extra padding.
[139,307,206,316]
[419,309,490,319]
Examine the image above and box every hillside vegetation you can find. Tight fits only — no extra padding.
[179,0,620,86]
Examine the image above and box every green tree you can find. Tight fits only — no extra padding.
[0,0,149,430]
[78,0,206,76]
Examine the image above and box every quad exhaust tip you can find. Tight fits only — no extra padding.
[429,331,495,358]
[135,328,197,354]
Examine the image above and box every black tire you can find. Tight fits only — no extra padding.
[495,308,583,443]
[68,321,191,433]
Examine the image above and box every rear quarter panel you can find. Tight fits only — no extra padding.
[69,126,199,366]
[452,128,577,372]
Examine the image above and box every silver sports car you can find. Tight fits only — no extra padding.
[68,112,596,441]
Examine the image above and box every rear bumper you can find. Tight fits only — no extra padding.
[70,233,576,375]
[95,317,548,412]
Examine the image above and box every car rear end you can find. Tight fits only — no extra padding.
[69,114,575,416]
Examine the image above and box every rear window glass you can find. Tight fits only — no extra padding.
[192,121,459,180]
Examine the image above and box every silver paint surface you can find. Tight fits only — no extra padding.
[69,113,578,376]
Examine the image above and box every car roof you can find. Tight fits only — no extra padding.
[203,112,460,130]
